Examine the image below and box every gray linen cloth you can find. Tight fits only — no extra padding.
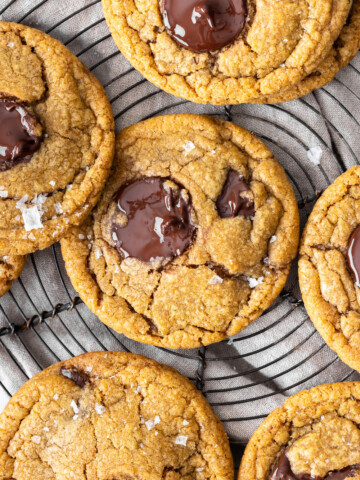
[1,0,360,451]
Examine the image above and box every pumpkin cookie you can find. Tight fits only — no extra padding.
[299,166,360,373]
[0,351,233,480]
[61,114,299,349]
[0,22,114,255]
[0,254,27,297]
[102,0,353,104]
[238,382,360,480]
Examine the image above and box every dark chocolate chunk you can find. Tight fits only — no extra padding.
[162,0,247,53]
[60,367,90,388]
[216,169,254,219]
[0,99,42,171]
[111,177,196,263]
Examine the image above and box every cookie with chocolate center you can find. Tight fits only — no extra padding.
[299,166,360,373]
[0,22,114,255]
[238,382,360,480]
[61,114,299,348]
[102,0,354,104]
[0,351,233,480]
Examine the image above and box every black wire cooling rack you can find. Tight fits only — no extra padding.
[1,0,360,465]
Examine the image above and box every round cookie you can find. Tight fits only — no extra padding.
[238,382,360,480]
[0,351,233,480]
[0,254,27,297]
[0,22,114,255]
[102,0,352,105]
[299,166,360,373]
[61,114,299,349]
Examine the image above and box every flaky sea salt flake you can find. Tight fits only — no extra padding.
[54,203,63,214]
[145,419,155,430]
[183,141,195,154]
[307,146,323,165]
[16,199,43,231]
[209,275,223,285]
[175,435,188,446]
[95,403,106,415]
[31,435,41,444]
[71,400,79,414]
[247,276,264,288]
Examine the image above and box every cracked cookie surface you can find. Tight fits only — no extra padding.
[60,114,299,349]
[238,382,360,480]
[0,254,27,297]
[0,22,114,255]
[250,0,360,104]
[102,0,353,105]
[299,166,360,373]
[0,351,233,480]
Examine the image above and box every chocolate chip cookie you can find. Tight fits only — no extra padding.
[0,254,27,297]
[238,382,360,480]
[0,22,114,255]
[0,351,233,480]
[299,166,360,373]
[61,114,299,349]
[102,0,354,105]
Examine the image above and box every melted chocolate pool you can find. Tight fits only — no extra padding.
[270,451,359,480]
[111,177,196,263]
[216,169,254,218]
[0,99,42,171]
[162,0,247,53]
[347,225,360,286]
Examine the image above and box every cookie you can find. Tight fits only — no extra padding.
[0,22,115,256]
[299,166,360,373]
[102,0,352,105]
[0,254,27,297]
[238,382,360,480]
[250,0,360,104]
[61,114,299,349]
[0,351,233,480]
